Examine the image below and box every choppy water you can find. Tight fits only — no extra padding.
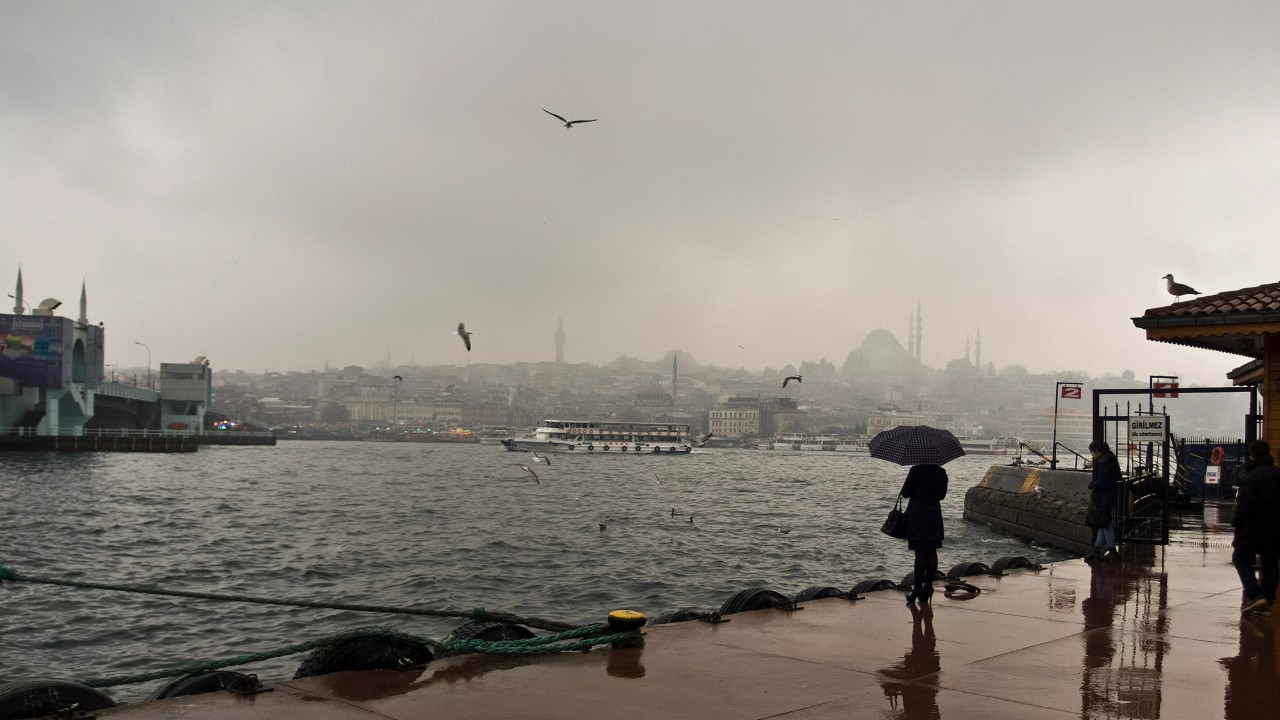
[0,442,1071,702]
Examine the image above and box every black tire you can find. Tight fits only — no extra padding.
[147,671,256,701]
[718,587,790,615]
[849,579,897,595]
[444,620,535,644]
[792,585,844,603]
[649,608,708,625]
[293,634,434,679]
[990,555,1039,573]
[945,561,991,579]
[0,679,117,719]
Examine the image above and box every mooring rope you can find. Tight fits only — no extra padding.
[76,624,640,689]
[0,565,578,631]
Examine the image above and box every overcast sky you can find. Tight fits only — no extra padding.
[3,2,1277,383]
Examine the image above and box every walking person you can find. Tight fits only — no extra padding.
[1086,440,1121,562]
[1232,439,1280,615]
[902,463,948,604]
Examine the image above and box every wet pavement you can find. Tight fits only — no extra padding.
[101,503,1274,720]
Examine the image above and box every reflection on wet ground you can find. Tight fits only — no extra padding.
[100,502,1277,720]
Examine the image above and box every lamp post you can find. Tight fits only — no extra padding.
[393,375,402,440]
[1051,381,1083,470]
[134,341,151,389]
[6,294,30,313]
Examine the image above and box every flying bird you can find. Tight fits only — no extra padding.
[653,473,662,485]
[455,323,472,351]
[695,432,713,447]
[782,375,802,388]
[518,464,540,484]
[1161,274,1201,302]
[576,492,590,502]
[531,451,551,466]
[543,109,597,129]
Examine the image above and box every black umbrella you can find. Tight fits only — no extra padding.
[868,425,966,466]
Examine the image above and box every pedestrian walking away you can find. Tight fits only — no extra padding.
[1231,439,1280,615]
[1085,440,1121,562]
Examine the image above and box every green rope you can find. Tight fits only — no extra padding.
[77,624,641,689]
[0,566,577,631]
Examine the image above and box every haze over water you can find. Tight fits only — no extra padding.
[0,443,1071,702]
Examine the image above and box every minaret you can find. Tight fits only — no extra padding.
[555,317,565,364]
[975,327,982,368]
[907,311,915,359]
[12,267,23,314]
[671,353,678,407]
[79,280,88,325]
[914,302,922,363]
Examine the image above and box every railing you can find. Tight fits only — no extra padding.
[0,427,274,439]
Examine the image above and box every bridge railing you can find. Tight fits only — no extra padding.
[0,427,274,439]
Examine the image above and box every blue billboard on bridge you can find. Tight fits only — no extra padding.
[0,313,71,388]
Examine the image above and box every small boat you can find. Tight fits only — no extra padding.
[501,419,693,454]
[955,436,1019,455]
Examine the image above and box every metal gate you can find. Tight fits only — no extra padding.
[1092,386,1258,546]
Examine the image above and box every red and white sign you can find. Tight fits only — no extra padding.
[1060,385,1082,399]
[1153,382,1179,398]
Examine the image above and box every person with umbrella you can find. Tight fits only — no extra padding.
[869,426,965,605]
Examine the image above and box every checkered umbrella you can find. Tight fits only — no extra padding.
[868,425,966,466]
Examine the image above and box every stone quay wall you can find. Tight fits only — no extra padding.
[963,465,1093,555]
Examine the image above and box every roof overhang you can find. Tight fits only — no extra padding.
[1131,317,1274,357]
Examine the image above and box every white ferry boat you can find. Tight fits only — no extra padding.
[501,419,693,454]
[956,436,1019,455]
[770,433,838,451]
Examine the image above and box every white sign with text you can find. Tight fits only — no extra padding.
[1128,416,1168,442]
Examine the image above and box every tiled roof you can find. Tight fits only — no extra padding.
[1137,280,1280,320]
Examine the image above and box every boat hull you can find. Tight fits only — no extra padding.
[502,438,691,454]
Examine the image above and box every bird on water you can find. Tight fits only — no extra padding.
[543,109,597,129]
[456,323,472,351]
[782,375,802,388]
[1162,274,1201,302]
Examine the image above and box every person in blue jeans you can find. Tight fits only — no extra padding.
[1086,441,1121,561]
[1232,440,1280,615]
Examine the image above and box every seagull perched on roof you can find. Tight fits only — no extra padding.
[543,109,597,129]
[782,375,802,388]
[1161,274,1201,302]
[456,322,472,351]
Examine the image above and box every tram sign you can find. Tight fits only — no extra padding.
[1128,416,1168,442]
[1153,381,1179,398]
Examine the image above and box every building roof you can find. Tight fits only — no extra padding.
[1131,279,1280,357]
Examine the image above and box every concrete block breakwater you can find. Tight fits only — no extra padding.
[963,465,1093,554]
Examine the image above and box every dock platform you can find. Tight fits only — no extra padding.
[98,504,1269,720]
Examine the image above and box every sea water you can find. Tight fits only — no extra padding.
[0,442,1072,701]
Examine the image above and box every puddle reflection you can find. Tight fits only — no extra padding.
[877,603,940,720]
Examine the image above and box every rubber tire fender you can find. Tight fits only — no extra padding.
[849,579,897,595]
[649,608,709,625]
[293,634,434,679]
[792,585,844,603]
[147,671,256,701]
[444,620,535,644]
[0,679,117,719]
[718,587,790,615]
[945,561,991,579]
[990,555,1038,573]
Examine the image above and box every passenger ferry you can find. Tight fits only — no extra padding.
[500,419,693,454]
[766,434,868,452]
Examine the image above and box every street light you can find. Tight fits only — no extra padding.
[6,294,30,313]
[134,341,151,389]
[393,375,403,440]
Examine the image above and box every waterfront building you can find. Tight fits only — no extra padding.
[158,359,211,433]
[0,277,106,435]
[708,397,761,438]
[865,404,927,435]
[1020,412,1094,457]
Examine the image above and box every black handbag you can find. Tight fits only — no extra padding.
[881,495,908,539]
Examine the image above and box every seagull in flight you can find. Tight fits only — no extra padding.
[455,322,472,351]
[694,432,713,447]
[518,464,540,484]
[1161,274,1201,302]
[782,375,802,388]
[531,451,551,466]
[543,109,597,129]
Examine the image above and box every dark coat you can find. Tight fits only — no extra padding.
[1087,452,1121,529]
[1232,455,1280,553]
[901,464,948,550]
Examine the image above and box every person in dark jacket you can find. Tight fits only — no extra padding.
[901,463,948,604]
[1232,439,1280,615]
[1086,440,1121,561]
